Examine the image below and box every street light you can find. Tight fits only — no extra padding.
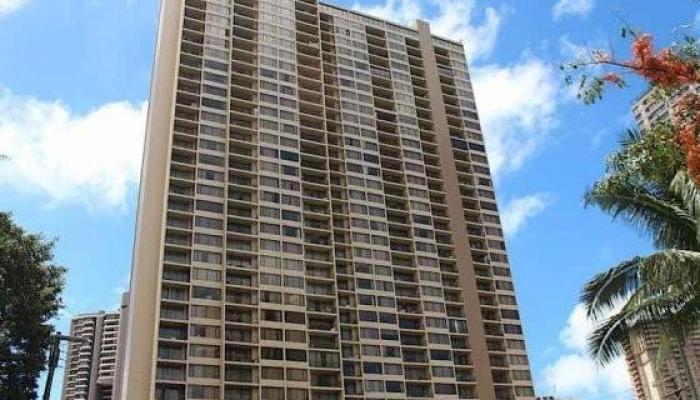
[42,332,91,400]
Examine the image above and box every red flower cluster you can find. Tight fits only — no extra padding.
[601,73,622,84]
[626,35,698,88]
[676,94,700,183]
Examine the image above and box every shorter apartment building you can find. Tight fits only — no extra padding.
[625,325,700,400]
[61,294,129,400]
[632,85,698,129]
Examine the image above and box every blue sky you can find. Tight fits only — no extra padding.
[0,0,698,398]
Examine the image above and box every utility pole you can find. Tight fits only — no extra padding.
[42,332,90,400]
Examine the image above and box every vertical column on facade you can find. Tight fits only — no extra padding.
[319,11,364,400]
[297,0,344,399]
[124,0,186,397]
[160,0,237,398]
[414,20,496,400]
[400,34,475,400]
[400,33,474,400]
[228,0,260,397]
[158,0,206,398]
[432,42,514,399]
[435,39,534,399]
[367,25,431,400]
[343,19,402,400]
[321,13,364,400]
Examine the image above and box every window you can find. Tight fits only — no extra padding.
[199,139,225,152]
[280,150,299,162]
[286,349,307,362]
[196,184,223,198]
[195,216,222,230]
[188,385,219,399]
[260,310,282,322]
[189,364,220,379]
[190,324,220,338]
[286,369,307,381]
[282,210,300,221]
[261,328,283,341]
[196,200,223,213]
[194,233,222,248]
[261,291,282,304]
[285,311,305,324]
[261,388,284,400]
[364,381,384,393]
[192,268,221,282]
[285,330,306,343]
[261,347,284,360]
[198,169,224,182]
[190,305,221,320]
[434,384,456,395]
[284,293,305,306]
[384,363,402,375]
[362,344,382,357]
[432,366,454,377]
[285,276,304,288]
[359,311,376,322]
[261,367,284,380]
[503,324,523,335]
[189,344,220,358]
[509,354,529,365]
[192,286,221,301]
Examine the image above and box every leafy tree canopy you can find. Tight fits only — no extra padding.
[0,212,66,400]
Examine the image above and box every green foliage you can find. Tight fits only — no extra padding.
[585,128,692,250]
[583,128,700,367]
[0,212,66,400]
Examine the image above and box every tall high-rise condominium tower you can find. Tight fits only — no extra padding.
[60,304,126,400]
[121,1,535,399]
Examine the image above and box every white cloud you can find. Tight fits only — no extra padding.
[541,304,633,399]
[353,0,504,61]
[471,59,558,176]
[501,193,550,236]
[553,0,594,20]
[0,0,28,16]
[357,0,422,26]
[0,88,147,209]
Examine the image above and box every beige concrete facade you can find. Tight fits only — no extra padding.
[121,1,535,399]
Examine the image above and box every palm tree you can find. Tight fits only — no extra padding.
[583,126,700,397]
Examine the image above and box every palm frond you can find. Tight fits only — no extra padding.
[618,128,643,149]
[585,177,698,250]
[638,249,700,293]
[589,288,692,365]
[671,170,700,243]
[582,257,640,319]
[588,307,631,365]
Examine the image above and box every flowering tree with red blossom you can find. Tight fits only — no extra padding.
[566,28,700,396]
[565,32,700,181]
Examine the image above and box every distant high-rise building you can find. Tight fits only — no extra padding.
[632,85,698,130]
[120,1,535,399]
[60,295,129,400]
[626,88,700,400]
[624,324,700,400]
